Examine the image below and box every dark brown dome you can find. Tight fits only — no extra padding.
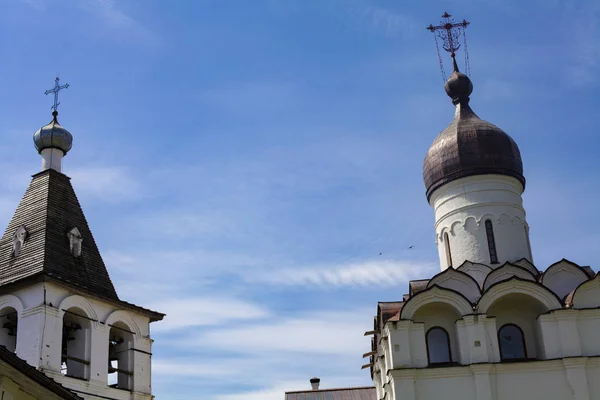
[423,66,525,201]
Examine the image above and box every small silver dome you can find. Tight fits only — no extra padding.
[33,111,73,155]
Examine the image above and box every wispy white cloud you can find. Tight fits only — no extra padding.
[360,6,416,38]
[18,0,159,46]
[150,297,270,332]
[188,309,373,356]
[244,259,433,287]
[75,0,161,46]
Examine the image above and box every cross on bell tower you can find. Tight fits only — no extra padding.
[426,12,471,80]
[44,76,70,113]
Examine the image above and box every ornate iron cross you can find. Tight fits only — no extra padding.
[44,77,70,112]
[427,12,471,80]
[426,12,469,56]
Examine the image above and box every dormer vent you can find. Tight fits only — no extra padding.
[12,225,28,257]
[67,227,83,257]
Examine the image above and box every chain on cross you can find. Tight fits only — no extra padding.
[44,77,70,112]
[426,12,471,81]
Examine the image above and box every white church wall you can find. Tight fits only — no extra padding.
[0,283,154,400]
[388,360,598,400]
[586,362,600,398]
[412,303,462,364]
[414,373,476,400]
[430,175,532,270]
[576,310,600,356]
[494,363,573,400]
[483,293,549,360]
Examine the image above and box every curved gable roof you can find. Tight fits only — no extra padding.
[457,261,492,287]
[483,262,535,292]
[569,273,600,309]
[478,276,562,313]
[541,259,590,300]
[427,267,481,302]
[401,284,473,320]
[512,258,538,276]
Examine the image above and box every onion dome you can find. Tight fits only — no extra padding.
[423,58,525,201]
[33,111,73,155]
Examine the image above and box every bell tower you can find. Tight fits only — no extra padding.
[0,78,165,399]
[424,14,533,270]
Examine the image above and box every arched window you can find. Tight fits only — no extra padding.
[484,220,498,264]
[0,307,18,352]
[108,322,134,390]
[498,323,527,361]
[61,308,91,380]
[444,233,453,268]
[426,327,452,365]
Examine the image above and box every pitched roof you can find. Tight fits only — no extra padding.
[0,169,164,321]
[0,345,83,399]
[0,169,118,299]
[285,386,376,400]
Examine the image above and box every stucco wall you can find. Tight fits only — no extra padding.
[388,360,597,400]
[0,282,155,400]
[430,175,532,270]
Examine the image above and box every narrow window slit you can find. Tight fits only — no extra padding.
[444,232,453,268]
[485,220,498,264]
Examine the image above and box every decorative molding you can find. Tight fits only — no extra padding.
[0,294,24,316]
[104,309,143,338]
[494,359,564,374]
[483,263,536,292]
[477,277,562,313]
[21,304,60,318]
[59,294,100,326]
[427,268,481,303]
[400,285,473,320]
[436,208,528,239]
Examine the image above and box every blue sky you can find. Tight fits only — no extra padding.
[1,0,600,399]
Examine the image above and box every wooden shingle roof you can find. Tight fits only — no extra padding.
[0,169,164,321]
[0,169,118,298]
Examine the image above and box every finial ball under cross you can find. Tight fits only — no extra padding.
[44,77,70,113]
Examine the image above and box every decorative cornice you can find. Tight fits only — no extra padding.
[21,304,60,318]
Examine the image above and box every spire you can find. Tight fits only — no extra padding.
[34,78,73,172]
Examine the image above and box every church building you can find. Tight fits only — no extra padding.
[0,78,164,399]
[365,15,600,400]
[287,12,600,400]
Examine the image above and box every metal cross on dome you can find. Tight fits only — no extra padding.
[426,12,471,80]
[44,77,70,112]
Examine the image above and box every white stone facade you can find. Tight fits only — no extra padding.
[370,259,599,400]
[0,282,154,400]
[430,175,533,271]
